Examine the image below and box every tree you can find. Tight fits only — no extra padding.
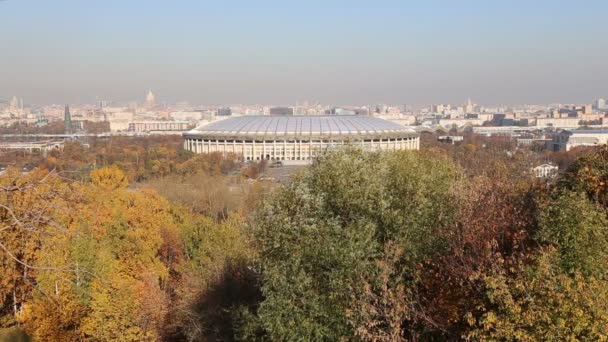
[466,248,608,341]
[89,165,129,190]
[413,175,539,339]
[537,190,608,277]
[0,168,68,327]
[558,145,608,209]
[249,148,461,340]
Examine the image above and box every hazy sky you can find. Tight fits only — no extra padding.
[1,0,607,105]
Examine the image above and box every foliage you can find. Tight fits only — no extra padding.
[466,248,608,341]
[537,190,608,277]
[559,145,608,209]
[2,139,608,341]
[0,165,257,341]
[250,148,461,340]
[90,164,129,189]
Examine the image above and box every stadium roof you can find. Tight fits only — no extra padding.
[186,115,415,139]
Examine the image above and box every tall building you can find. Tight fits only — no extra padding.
[64,105,72,134]
[9,96,18,110]
[8,96,23,114]
[595,98,606,110]
[465,98,474,113]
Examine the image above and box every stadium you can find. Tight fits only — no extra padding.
[183,115,419,162]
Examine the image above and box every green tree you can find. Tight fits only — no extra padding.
[537,190,608,277]
[249,148,460,341]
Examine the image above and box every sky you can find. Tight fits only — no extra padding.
[1,0,607,105]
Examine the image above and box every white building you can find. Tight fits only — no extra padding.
[553,129,608,151]
[128,121,191,133]
[532,164,559,178]
[144,90,156,109]
[184,115,420,163]
[0,140,64,157]
[536,117,581,128]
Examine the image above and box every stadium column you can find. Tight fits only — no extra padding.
[309,139,313,160]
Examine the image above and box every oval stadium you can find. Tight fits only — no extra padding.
[183,115,419,162]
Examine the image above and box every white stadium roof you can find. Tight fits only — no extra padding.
[186,115,415,138]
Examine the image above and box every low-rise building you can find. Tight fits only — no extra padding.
[128,121,191,133]
[0,140,64,156]
[536,117,581,128]
[438,135,464,144]
[532,164,559,179]
[184,115,419,164]
[553,129,608,151]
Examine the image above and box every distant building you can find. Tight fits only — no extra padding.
[437,135,464,144]
[516,137,552,147]
[326,107,357,115]
[465,98,474,114]
[553,129,608,151]
[536,117,581,128]
[64,105,72,134]
[268,107,294,115]
[472,126,541,137]
[170,111,203,122]
[128,121,191,133]
[438,118,483,128]
[144,90,156,109]
[532,164,558,179]
[217,107,232,116]
[0,140,64,157]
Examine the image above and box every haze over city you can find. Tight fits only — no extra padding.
[2,0,608,105]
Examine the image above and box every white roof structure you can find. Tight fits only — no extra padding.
[186,115,415,139]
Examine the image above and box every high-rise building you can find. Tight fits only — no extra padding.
[64,105,72,134]
[9,96,19,111]
[595,98,606,110]
[144,90,156,109]
[465,98,474,113]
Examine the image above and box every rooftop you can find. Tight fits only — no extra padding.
[187,115,413,137]
[567,129,608,134]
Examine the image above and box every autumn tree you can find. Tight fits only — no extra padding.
[465,248,608,341]
[558,145,608,209]
[0,168,68,328]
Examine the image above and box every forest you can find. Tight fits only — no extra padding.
[0,135,607,341]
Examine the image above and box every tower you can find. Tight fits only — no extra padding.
[145,90,156,109]
[9,96,18,111]
[64,105,72,134]
[465,98,474,114]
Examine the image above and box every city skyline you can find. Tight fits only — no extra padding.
[2,0,608,105]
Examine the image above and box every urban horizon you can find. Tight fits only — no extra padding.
[2,0,608,105]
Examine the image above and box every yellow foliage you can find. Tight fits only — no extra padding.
[90,165,129,190]
[466,248,608,341]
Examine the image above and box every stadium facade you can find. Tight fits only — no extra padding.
[183,115,419,162]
